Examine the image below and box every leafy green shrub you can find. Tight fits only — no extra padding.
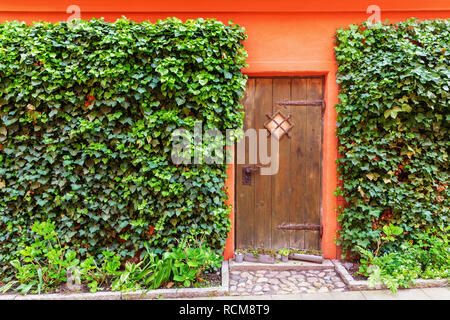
[334,18,449,255]
[110,241,222,292]
[0,220,123,294]
[78,250,122,292]
[357,225,449,293]
[111,259,155,292]
[169,242,222,287]
[0,220,223,294]
[0,220,75,294]
[411,227,449,279]
[360,245,422,293]
[0,17,247,273]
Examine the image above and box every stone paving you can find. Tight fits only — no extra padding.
[229,268,347,296]
[192,288,450,300]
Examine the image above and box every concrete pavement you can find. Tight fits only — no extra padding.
[184,287,449,300]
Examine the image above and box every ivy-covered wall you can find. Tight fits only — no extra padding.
[334,19,449,255]
[0,18,247,271]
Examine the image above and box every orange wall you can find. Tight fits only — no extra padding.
[2,0,450,12]
[1,2,449,260]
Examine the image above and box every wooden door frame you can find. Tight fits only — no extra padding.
[234,75,325,251]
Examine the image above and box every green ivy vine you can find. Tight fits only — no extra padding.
[334,18,449,256]
[0,17,247,274]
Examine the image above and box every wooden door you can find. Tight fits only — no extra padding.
[236,77,323,250]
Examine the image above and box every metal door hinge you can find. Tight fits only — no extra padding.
[276,223,323,238]
[277,100,326,119]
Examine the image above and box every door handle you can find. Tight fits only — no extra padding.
[242,165,261,185]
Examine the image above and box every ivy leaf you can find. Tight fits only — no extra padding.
[366,172,380,181]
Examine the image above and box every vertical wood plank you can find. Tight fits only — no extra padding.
[289,78,307,249]
[236,77,324,252]
[236,78,255,249]
[305,78,323,250]
[254,78,273,248]
[271,78,291,249]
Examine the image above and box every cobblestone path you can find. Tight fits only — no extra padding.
[229,269,347,296]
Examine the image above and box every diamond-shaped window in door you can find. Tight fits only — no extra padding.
[264,110,294,140]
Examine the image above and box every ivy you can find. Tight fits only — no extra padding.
[0,17,247,274]
[334,18,449,256]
